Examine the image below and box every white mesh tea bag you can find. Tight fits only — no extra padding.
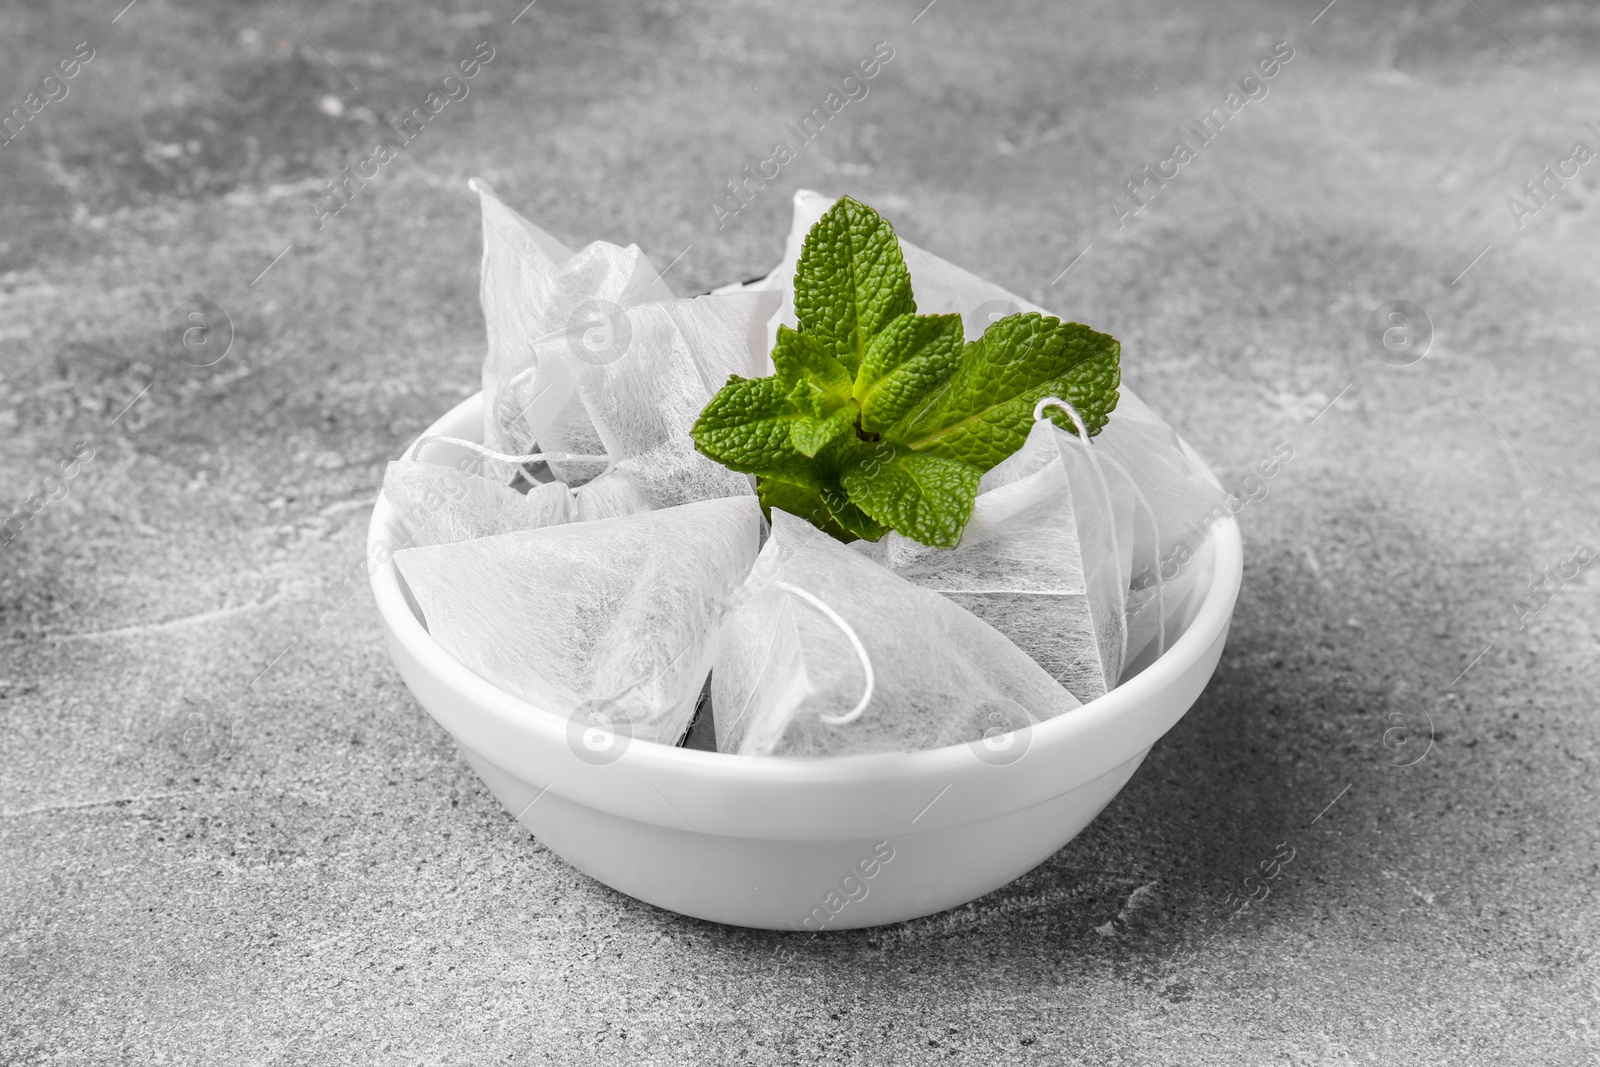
[394,495,762,746]
[380,460,572,548]
[713,509,1081,758]
[857,402,1137,704]
[473,178,675,482]
[523,290,778,510]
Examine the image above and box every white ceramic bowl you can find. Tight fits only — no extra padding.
[370,392,1242,931]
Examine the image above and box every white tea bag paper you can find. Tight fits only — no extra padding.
[1093,390,1227,672]
[523,291,778,510]
[713,510,1081,758]
[571,468,653,522]
[859,416,1137,704]
[395,496,763,747]
[381,460,572,548]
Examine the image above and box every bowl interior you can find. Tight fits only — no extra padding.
[369,392,1241,799]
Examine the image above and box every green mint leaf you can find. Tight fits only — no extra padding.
[792,196,915,376]
[756,478,857,542]
[756,477,890,543]
[772,325,852,399]
[769,324,858,454]
[819,483,893,542]
[853,312,964,434]
[785,377,837,419]
[892,312,1120,469]
[837,440,982,550]
[691,375,819,486]
[789,406,857,459]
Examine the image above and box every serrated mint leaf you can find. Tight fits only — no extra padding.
[792,197,915,376]
[785,377,834,419]
[773,325,857,456]
[790,405,857,459]
[819,483,892,542]
[892,312,1120,469]
[772,325,852,397]
[757,478,859,542]
[853,313,963,434]
[691,375,818,485]
[837,440,982,550]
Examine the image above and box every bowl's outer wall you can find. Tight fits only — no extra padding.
[461,745,1151,930]
[371,393,1242,929]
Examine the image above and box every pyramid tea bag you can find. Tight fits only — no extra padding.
[473,179,675,483]
[395,495,762,746]
[714,510,1081,758]
[380,460,572,548]
[856,408,1137,704]
[523,290,777,510]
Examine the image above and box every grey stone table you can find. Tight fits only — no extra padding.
[3,2,1596,1063]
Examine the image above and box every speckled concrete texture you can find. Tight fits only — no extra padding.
[3,2,1598,1064]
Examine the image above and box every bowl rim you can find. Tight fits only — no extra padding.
[369,391,1242,788]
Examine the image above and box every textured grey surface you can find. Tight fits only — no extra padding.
[3,1,1599,1063]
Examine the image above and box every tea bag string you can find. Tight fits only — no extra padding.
[772,580,875,725]
[405,434,610,471]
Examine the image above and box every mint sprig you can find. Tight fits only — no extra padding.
[691,196,1120,549]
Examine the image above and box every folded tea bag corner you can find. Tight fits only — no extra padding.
[728,189,1056,348]
[526,290,779,510]
[571,469,653,522]
[866,417,1137,704]
[380,460,572,548]
[473,179,675,480]
[714,509,1081,758]
[395,494,763,746]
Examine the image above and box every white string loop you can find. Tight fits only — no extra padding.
[773,580,875,726]
[405,434,609,471]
